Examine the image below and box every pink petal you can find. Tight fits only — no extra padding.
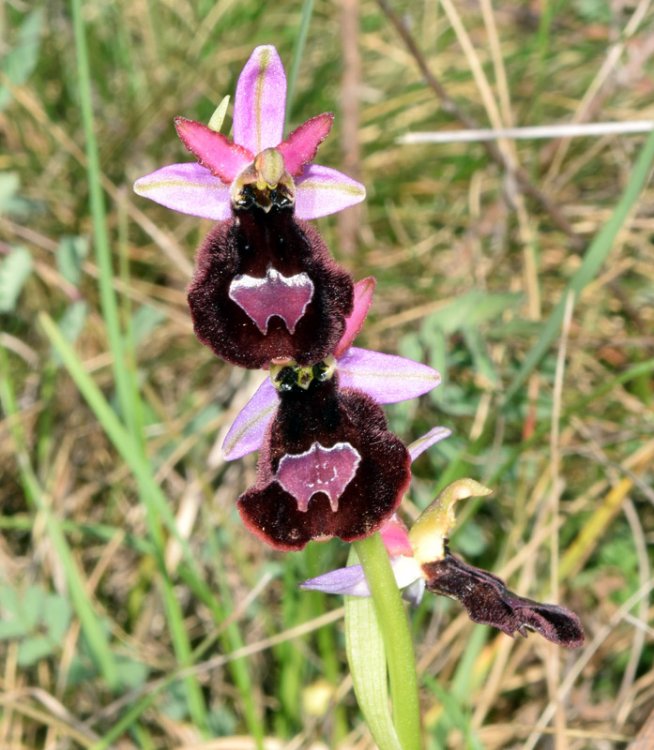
[276,442,362,512]
[334,277,376,358]
[295,165,366,219]
[233,45,287,154]
[133,163,231,220]
[222,378,278,461]
[278,113,334,175]
[228,269,315,334]
[175,118,252,183]
[338,347,441,404]
[379,514,413,556]
[408,426,452,462]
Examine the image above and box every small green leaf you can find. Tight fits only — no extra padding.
[115,655,149,690]
[0,585,25,638]
[18,636,54,666]
[208,95,230,132]
[0,246,33,313]
[462,328,499,388]
[0,173,21,214]
[54,301,88,353]
[0,9,44,111]
[22,585,45,631]
[56,235,88,287]
[45,594,72,642]
[345,550,402,750]
[131,304,165,345]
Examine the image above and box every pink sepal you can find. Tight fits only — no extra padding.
[334,277,376,358]
[338,347,441,404]
[221,378,278,461]
[133,163,231,220]
[233,45,287,154]
[295,165,366,219]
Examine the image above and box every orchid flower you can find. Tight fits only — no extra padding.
[134,45,366,369]
[301,480,585,648]
[134,45,365,221]
[222,277,444,458]
[236,360,451,551]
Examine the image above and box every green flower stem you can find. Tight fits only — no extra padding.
[354,534,423,750]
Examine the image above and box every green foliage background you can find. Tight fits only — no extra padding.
[1,1,654,747]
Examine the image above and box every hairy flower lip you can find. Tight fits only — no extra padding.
[237,377,412,551]
[187,207,354,369]
[133,46,365,220]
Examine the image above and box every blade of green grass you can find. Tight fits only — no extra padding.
[208,535,265,748]
[69,0,136,439]
[39,313,208,729]
[39,313,204,586]
[0,348,119,689]
[505,129,654,402]
[285,0,315,120]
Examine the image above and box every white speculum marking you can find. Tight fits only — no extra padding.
[275,442,362,512]
[228,267,314,334]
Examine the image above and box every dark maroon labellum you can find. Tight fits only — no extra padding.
[422,552,585,648]
[187,203,354,369]
[238,374,412,550]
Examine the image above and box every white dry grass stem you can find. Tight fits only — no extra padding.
[399,120,654,144]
